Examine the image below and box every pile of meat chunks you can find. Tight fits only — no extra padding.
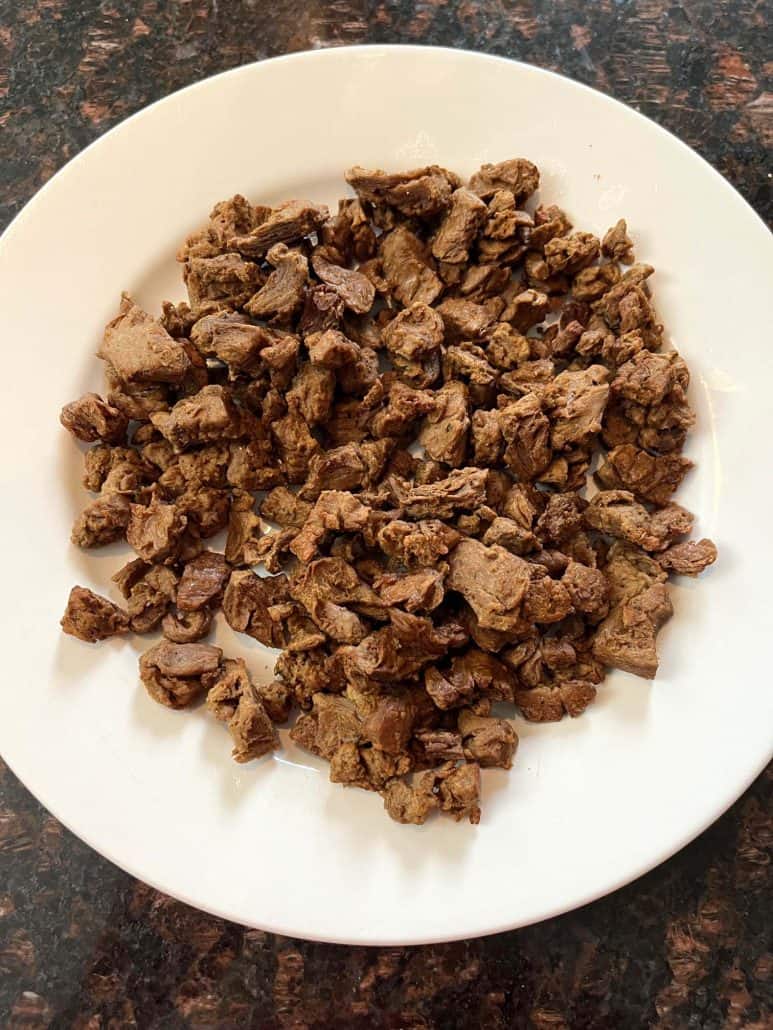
[60,159,716,825]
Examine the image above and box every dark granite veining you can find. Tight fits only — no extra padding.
[1,2,771,1027]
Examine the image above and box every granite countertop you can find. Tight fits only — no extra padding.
[1,2,771,1027]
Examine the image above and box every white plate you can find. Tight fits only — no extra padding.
[0,46,771,946]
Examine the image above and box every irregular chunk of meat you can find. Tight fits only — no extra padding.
[222,570,290,648]
[126,495,188,564]
[602,219,635,263]
[112,560,178,633]
[544,231,600,275]
[596,444,693,505]
[345,165,458,218]
[374,567,445,612]
[658,538,717,577]
[207,322,272,375]
[471,409,504,467]
[562,561,610,618]
[98,295,191,386]
[377,519,462,567]
[382,303,444,363]
[139,640,222,709]
[285,364,335,429]
[60,393,128,445]
[503,289,549,332]
[425,761,482,824]
[458,709,517,769]
[419,381,470,468]
[229,199,328,257]
[542,366,610,450]
[535,492,587,545]
[611,350,685,407]
[482,516,535,555]
[71,493,131,548]
[60,586,129,643]
[306,329,361,369]
[381,778,438,825]
[176,551,229,611]
[151,386,243,451]
[339,612,458,692]
[260,487,312,529]
[290,490,371,562]
[380,226,443,306]
[299,284,345,334]
[244,244,308,325]
[275,647,345,709]
[161,607,212,643]
[206,659,279,762]
[389,467,488,519]
[585,490,693,552]
[183,253,263,310]
[299,443,368,501]
[593,582,673,678]
[224,493,263,566]
[470,158,539,202]
[436,298,500,343]
[431,188,488,264]
[271,406,320,484]
[515,681,597,722]
[311,251,375,314]
[290,557,385,644]
[362,697,416,754]
[370,381,435,438]
[498,393,552,481]
[447,538,531,632]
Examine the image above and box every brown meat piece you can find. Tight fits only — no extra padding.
[471,409,504,467]
[151,386,243,451]
[290,557,384,644]
[207,322,272,375]
[593,582,673,678]
[272,406,320,484]
[184,253,263,310]
[436,298,500,343]
[498,393,552,481]
[382,303,444,363]
[562,561,610,618]
[345,165,458,218]
[427,762,482,824]
[362,697,416,754]
[458,709,517,769]
[71,493,131,548]
[596,444,693,505]
[139,640,222,709]
[275,647,345,709]
[503,289,549,332]
[542,366,610,450]
[370,382,435,438]
[470,158,539,202]
[60,586,129,643]
[585,490,693,552]
[299,444,368,501]
[658,538,717,577]
[380,226,443,306]
[306,329,360,369]
[311,251,375,314]
[377,519,461,567]
[515,681,597,722]
[260,487,312,529]
[224,493,263,566]
[389,467,488,519]
[206,659,279,762]
[544,232,600,275]
[244,244,308,325]
[60,393,128,445]
[299,284,345,334]
[611,350,684,407]
[222,570,290,648]
[382,779,438,825]
[431,188,487,264]
[98,295,191,386]
[374,568,445,612]
[257,679,293,724]
[286,363,335,426]
[126,496,188,564]
[482,516,536,555]
[161,607,212,643]
[112,560,178,632]
[535,492,587,545]
[176,551,229,611]
[447,538,530,632]
[229,199,328,257]
[602,219,635,263]
[290,491,371,562]
[419,381,470,468]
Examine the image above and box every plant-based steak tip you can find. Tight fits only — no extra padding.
[59,159,717,825]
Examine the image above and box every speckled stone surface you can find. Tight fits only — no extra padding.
[1,3,771,1027]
